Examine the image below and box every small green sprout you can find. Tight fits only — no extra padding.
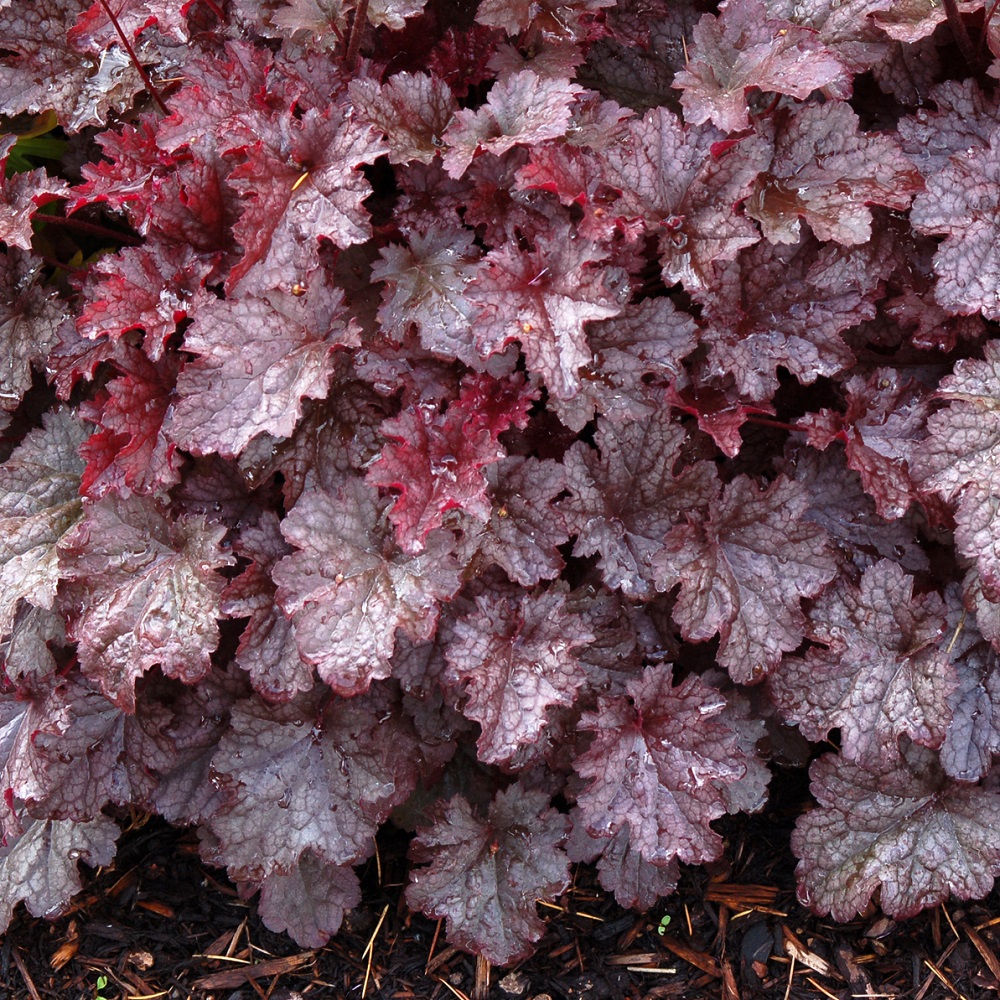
[94,974,110,1000]
[657,914,672,935]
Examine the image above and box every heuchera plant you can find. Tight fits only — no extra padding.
[7,0,1000,965]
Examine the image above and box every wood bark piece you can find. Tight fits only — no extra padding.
[192,950,315,989]
[656,935,721,977]
[782,927,835,978]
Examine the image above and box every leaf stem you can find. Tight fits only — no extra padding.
[97,0,169,115]
[943,0,980,68]
[344,0,369,71]
[36,253,87,275]
[36,213,143,245]
[745,416,798,433]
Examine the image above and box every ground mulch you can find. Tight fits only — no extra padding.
[2,786,1000,1000]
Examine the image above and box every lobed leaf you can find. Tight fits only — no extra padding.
[574,665,748,866]
[59,494,234,711]
[273,481,462,694]
[0,410,88,636]
[406,784,570,965]
[653,475,838,682]
[674,0,846,133]
[793,743,1000,921]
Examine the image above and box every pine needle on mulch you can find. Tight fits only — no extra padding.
[2,795,998,1000]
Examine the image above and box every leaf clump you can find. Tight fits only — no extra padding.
[5,0,1000,964]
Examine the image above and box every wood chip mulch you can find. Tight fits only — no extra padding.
[2,788,999,1000]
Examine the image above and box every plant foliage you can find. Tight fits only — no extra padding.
[5,0,1000,965]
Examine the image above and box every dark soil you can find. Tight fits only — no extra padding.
[2,782,999,1000]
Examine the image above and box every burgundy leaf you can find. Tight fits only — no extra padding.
[0,410,87,637]
[253,852,361,948]
[369,0,429,29]
[79,348,183,499]
[769,560,953,765]
[475,0,615,36]
[0,670,168,824]
[261,380,392,508]
[1,605,64,683]
[349,71,457,165]
[558,413,719,600]
[165,276,359,458]
[68,116,175,227]
[372,224,485,367]
[955,488,1000,607]
[665,378,776,459]
[426,25,500,97]
[444,590,593,764]
[966,568,1000,655]
[748,102,923,246]
[898,79,1000,180]
[262,0,349,49]
[460,147,567,248]
[884,283,987,355]
[0,248,69,413]
[208,684,421,879]
[59,494,234,711]
[516,142,622,243]
[913,343,1000,598]
[574,666,748,865]
[793,743,1000,921]
[0,0,143,131]
[796,368,932,520]
[713,681,771,815]
[441,70,584,178]
[1,0,994,953]
[172,453,265,528]
[597,107,770,292]
[467,223,628,400]
[870,0,984,43]
[783,445,929,575]
[477,456,570,586]
[406,784,570,965]
[871,36,939,106]
[393,159,475,235]
[46,326,123,404]
[390,587,473,699]
[566,817,679,910]
[76,242,215,359]
[700,236,871,401]
[153,41,273,155]
[569,585,647,681]
[911,128,1000,319]
[352,335,465,407]
[0,809,118,934]
[583,5,689,114]
[367,375,534,553]
[0,135,67,250]
[141,667,246,826]
[674,0,847,133]
[68,0,192,46]
[653,475,838,683]
[224,105,389,290]
[221,514,314,703]
[555,296,699,432]
[143,149,241,263]
[273,481,462,695]
[759,0,891,75]
[940,591,1000,783]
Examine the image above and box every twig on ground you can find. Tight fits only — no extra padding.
[11,947,43,1000]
